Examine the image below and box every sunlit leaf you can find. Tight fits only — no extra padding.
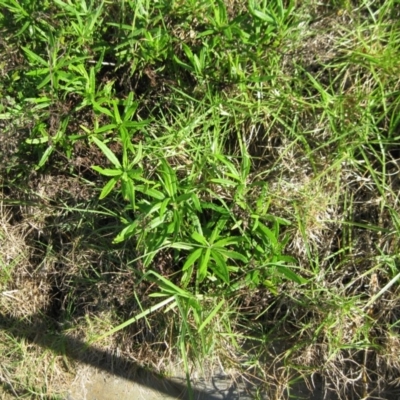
[275,265,307,284]
[99,177,118,199]
[92,166,122,176]
[92,136,121,168]
[198,248,211,282]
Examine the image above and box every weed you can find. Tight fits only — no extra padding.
[1,0,400,399]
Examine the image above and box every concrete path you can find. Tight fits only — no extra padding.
[66,365,255,400]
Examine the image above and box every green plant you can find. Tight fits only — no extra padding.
[3,0,400,398]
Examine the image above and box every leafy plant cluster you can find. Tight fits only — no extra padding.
[1,0,302,290]
[4,0,400,397]
[0,0,305,362]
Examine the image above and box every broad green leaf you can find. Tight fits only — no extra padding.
[92,137,121,168]
[215,153,240,179]
[182,43,194,62]
[263,214,291,225]
[196,29,215,38]
[127,168,144,180]
[210,218,227,243]
[201,201,227,214]
[248,1,275,23]
[191,193,202,212]
[123,120,152,129]
[276,255,297,263]
[54,0,78,13]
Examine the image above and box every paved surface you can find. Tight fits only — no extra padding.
[66,365,256,400]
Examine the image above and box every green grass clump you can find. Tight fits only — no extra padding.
[1,0,400,398]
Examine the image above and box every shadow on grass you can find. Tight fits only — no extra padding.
[0,311,247,400]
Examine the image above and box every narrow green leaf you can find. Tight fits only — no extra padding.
[263,279,278,295]
[182,248,203,271]
[147,271,191,298]
[92,166,122,176]
[90,296,176,343]
[166,242,194,250]
[148,216,165,230]
[113,220,138,243]
[26,137,48,145]
[191,231,208,246]
[95,124,117,134]
[131,141,143,166]
[37,146,54,168]
[257,222,278,246]
[216,248,247,263]
[135,185,165,200]
[123,101,138,121]
[159,198,170,218]
[122,179,135,204]
[173,55,192,71]
[99,177,118,199]
[213,237,242,247]
[113,100,122,124]
[37,75,52,90]
[263,215,291,226]
[22,47,48,66]
[198,299,225,333]
[159,159,177,198]
[275,265,307,284]
[26,68,50,76]
[198,248,211,282]
[210,250,229,283]
[92,102,113,117]
[89,66,96,96]
[92,137,121,168]
[210,178,237,186]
